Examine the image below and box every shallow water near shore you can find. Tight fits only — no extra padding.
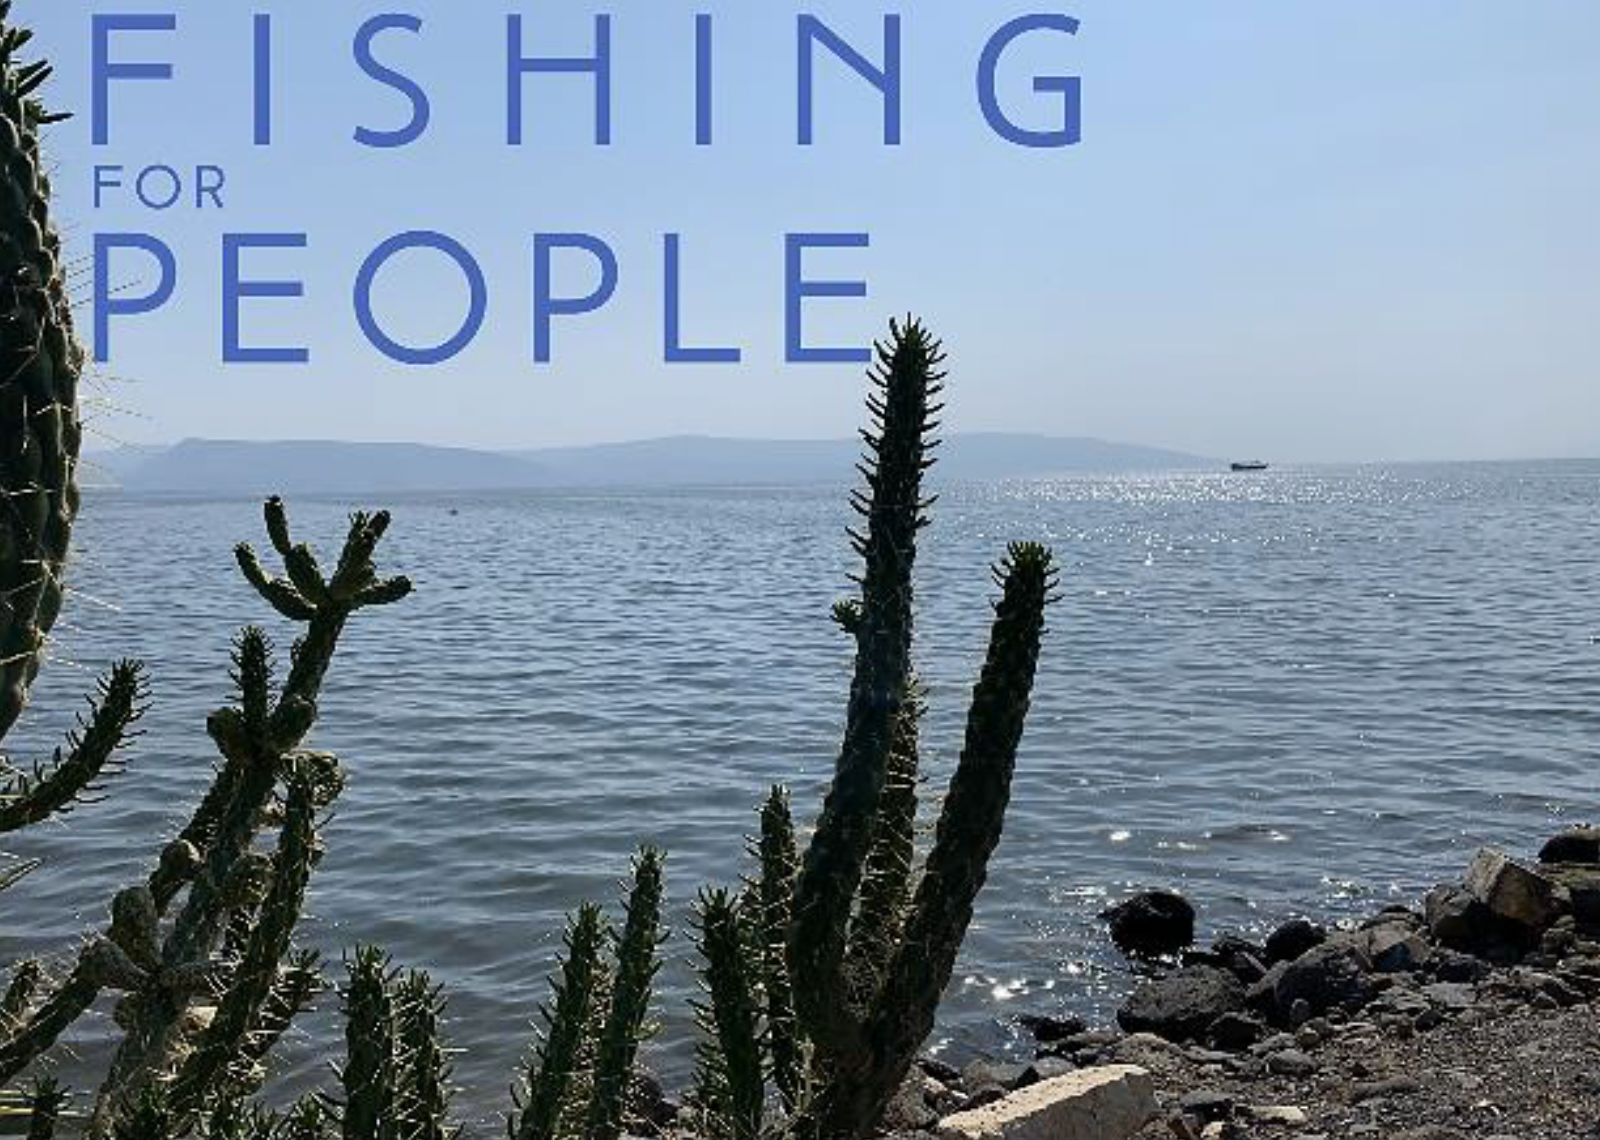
[5,462,1598,1122]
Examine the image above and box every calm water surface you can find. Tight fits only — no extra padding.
[5,464,1598,1122]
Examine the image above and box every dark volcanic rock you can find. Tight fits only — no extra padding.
[1365,922,1433,974]
[1207,1010,1266,1051]
[1015,1011,1087,1043]
[961,1059,1030,1092]
[1186,935,1269,984]
[1425,883,1538,956]
[1273,936,1378,1016]
[1117,964,1245,1041]
[1264,917,1326,964]
[1539,826,1600,865]
[1103,889,1196,957]
[1544,864,1600,928]
[1424,884,1482,948]
[1464,848,1560,930]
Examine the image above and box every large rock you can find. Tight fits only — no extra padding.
[1102,890,1195,958]
[1540,826,1600,866]
[1544,864,1600,929]
[1117,965,1244,1041]
[1464,848,1559,931]
[1424,884,1485,949]
[1361,921,1432,974]
[936,1066,1156,1140]
[1263,918,1326,964]
[1272,935,1377,1016]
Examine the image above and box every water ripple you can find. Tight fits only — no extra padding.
[3,462,1597,1122]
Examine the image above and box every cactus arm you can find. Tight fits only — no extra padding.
[26,1076,66,1140]
[807,544,1055,1140]
[0,961,101,1082]
[0,9,86,743]
[231,951,321,1099]
[235,546,317,623]
[584,848,666,1140]
[113,1089,173,1140]
[752,788,805,1113]
[0,661,145,833]
[167,776,317,1120]
[340,947,400,1140]
[280,1099,333,1140]
[692,890,765,1140]
[790,321,943,1060]
[394,970,457,1140]
[0,958,39,1032]
[841,683,922,1006]
[511,904,607,1140]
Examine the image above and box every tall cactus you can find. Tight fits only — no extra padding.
[694,320,1058,1140]
[0,1,79,744]
[0,2,145,876]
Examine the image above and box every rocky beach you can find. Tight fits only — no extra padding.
[836,827,1600,1140]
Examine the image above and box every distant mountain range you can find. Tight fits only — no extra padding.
[86,435,1211,494]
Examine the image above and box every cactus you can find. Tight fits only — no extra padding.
[0,15,418,1133]
[0,498,409,1134]
[751,790,803,1113]
[689,889,765,1140]
[0,1,81,745]
[691,320,1058,1140]
[0,2,146,903]
[510,849,666,1140]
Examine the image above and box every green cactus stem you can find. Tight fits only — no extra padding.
[585,847,666,1140]
[841,681,922,1007]
[804,543,1056,1140]
[227,949,322,1101]
[338,946,401,1140]
[513,903,609,1140]
[0,957,39,1030]
[91,502,409,1124]
[789,320,943,1062]
[393,969,457,1140]
[26,1076,66,1140]
[691,889,764,1140]
[692,322,1056,1140]
[167,774,318,1120]
[752,788,804,1112]
[0,2,84,743]
[0,660,146,834]
[111,1088,171,1140]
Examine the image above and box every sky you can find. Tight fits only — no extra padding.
[28,1,1600,462]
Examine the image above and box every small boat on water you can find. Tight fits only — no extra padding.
[1230,460,1270,472]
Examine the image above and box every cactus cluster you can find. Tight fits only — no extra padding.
[0,9,1057,1138]
[0,498,410,1135]
[685,322,1058,1140]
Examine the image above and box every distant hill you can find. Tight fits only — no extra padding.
[98,434,1208,494]
[516,434,1207,485]
[121,440,548,494]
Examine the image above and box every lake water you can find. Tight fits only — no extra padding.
[5,463,1598,1123]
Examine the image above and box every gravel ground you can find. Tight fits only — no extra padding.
[1124,991,1600,1140]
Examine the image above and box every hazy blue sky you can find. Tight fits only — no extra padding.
[31,1,1600,461]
